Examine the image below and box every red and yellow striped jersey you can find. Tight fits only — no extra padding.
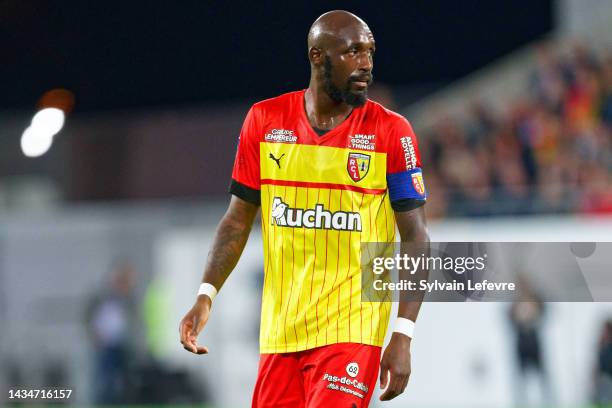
[230,90,426,353]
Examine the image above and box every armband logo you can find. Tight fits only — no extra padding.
[412,172,426,196]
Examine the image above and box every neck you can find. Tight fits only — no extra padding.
[305,79,353,130]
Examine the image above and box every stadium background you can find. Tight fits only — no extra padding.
[1,0,612,406]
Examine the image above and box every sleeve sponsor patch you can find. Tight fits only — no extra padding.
[400,136,417,170]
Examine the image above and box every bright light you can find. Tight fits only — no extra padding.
[31,107,65,136]
[21,107,66,158]
[20,126,54,158]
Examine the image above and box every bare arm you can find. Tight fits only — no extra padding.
[179,195,259,354]
[394,205,429,321]
[380,205,429,401]
[200,195,259,294]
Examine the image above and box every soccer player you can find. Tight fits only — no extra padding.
[179,10,429,407]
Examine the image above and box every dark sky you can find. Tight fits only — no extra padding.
[1,0,553,112]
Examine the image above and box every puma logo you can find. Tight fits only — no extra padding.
[269,153,285,168]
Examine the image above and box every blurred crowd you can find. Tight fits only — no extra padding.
[421,42,612,218]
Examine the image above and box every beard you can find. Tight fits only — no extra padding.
[323,56,370,107]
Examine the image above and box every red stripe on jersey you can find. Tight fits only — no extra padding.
[333,190,342,342]
[321,189,331,345]
[369,195,375,339]
[346,194,353,340]
[311,189,320,342]
[303,187,310,347]
[358,193,365,343]
[291,186,299,349]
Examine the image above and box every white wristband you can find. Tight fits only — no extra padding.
[393,317,415,339]
[197,283,218,302]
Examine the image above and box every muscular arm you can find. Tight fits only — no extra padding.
[394,205,429,321]
[199,195,259,296]
[379,205,429,401]
[179,195,258,354]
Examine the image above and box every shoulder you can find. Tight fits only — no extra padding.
[364,99,414,132]
[250,90,304,116]
[366,99,410,127]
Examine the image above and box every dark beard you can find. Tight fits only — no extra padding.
[323,56,368,107]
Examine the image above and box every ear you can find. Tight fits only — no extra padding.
[309,46,323,66]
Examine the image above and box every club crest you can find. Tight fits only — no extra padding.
[412,172,426,196]
[347,153,370,182]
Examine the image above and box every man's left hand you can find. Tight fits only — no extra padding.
[379,332,411,401]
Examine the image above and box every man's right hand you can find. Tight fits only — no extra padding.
[179,296,212,354]
[178,196,258,355]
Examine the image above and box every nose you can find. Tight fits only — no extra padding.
[358,51,373,72]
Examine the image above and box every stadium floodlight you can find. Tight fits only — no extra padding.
[31,107,65,136]
[20,126,54,158]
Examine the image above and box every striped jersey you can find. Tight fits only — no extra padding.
[230,90,426,353]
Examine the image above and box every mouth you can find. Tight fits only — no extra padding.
[351,76,372,89]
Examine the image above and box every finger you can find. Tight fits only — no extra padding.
[180,331,198,353]
[379,381,396,400]
[400,373,410,393]
[380,375,404,401]
[191,315,208,341]
[183,344,197,354]
[380,386,396,401]
[379,363,389,389]
[380,384,399,400]
[195,345,209,354]
[183,334,198,351]
[179,319,193,343]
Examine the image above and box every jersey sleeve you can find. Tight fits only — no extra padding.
[385,116,427,211]
[229,105,261,205]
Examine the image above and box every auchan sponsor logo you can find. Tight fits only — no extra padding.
[270,197,362,232]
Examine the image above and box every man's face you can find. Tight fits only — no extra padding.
[322,28,375,107]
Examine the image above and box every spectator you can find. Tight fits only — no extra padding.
[86,261,138,405]
[508,276,553,407]
[421,42,612,219]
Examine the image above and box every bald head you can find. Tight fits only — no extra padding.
[308,10,371,51]
[306,11,374,108]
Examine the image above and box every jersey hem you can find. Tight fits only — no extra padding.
[259,337,385,354]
